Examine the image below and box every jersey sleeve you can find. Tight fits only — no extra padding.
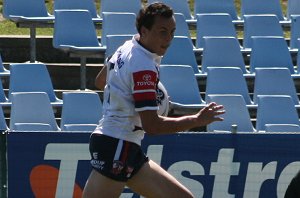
[132,70,159,112]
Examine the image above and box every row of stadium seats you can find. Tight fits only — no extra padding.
[3,0,300,24]
[160,65,300,111]
[3,0,300,63]
[0,62,299,132]
[1,90,299,133]
[1,61,299,110]
[0,91,103,132]
[2,0,300,133]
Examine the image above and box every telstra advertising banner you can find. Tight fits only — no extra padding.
[6,132,300,198]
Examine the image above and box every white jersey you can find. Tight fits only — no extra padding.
[93,35,162,145]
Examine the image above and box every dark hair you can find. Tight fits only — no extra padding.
[136,2,174,35]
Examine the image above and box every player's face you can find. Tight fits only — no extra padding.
[141,16,176,56]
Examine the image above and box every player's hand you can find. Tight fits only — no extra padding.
[195,102,225,126]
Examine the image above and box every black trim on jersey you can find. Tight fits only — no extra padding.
[135,100,157,109]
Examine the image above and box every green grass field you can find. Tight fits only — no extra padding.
[0,0,288,36]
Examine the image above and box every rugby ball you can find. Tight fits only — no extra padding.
[156,81,170,116]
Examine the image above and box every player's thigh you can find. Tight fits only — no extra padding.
[82,169,126,198]
[126,160,194,198]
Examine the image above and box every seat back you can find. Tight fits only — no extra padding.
[287,0,300,20]
[10,92,60,131]
[0,54,10,76]
[196,13,237,48]
[0,79,8,103]
[241,0,285,21]
[290,15,300,49]
[161,36,200,74]
[0,57,8,102]
[249,36,295,74]
[3,0,50,18]
[159,65,204,105]
[0,104,8,131]
[201,36,247,73]
[243,14,284,49]
[60,91,103,131]
[256,95,300,131]
[174,13,192,39]
[194,0,239,20]
[148,0,193,21]
[100,0,142,18]
[8,63,60,103]
[253,68,299,105]
[54,0,99,18]
[53,10,100,48]
[105,35,133,58]
[101,12,137,46]
[205,67,252,105]
[206,94,255,132]
[265,124,300,132]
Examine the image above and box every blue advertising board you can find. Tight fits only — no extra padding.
[6,132,300,198]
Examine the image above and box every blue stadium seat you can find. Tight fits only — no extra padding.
[249,36,295,74]
[205,67,254,106]
[53,0,101,22]
[60,91,103,132]
[159,65,206,115]
[290,15,300,49]
[100,0,142,19]
[0,55,10,77]
[2,0,54,62]
[241,0,286,22]
[8,63,62,106]
[53,10,102,50]
[206,94,255,132]
[0,104,8,131]
[194,0,240,22]
[256,95,300,132]
[105,34,133,58]
[243,14,284,49]
[161,36,202,77]
[3,0,53,20]
[196,13,237,49]
[0,78,9,107]
[265,124,300,132]
[101,12,137,47]
[148,0,195,24]
[253,68,299,105]
[53,10,105,90]
[201,36,249,74]
[10,92,60,131]
[174,13,193,42]
[287,0,300,20]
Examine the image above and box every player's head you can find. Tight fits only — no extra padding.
[136,2,176,56]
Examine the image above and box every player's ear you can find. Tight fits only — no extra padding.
[140,26,149,38]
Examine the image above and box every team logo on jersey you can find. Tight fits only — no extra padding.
[156,87,165,105]
[116,53,124,69]
[111,160,124,175]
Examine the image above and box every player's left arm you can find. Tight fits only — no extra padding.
[139,103,224,135]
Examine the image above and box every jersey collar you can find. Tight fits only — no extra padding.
[132,34,162,65]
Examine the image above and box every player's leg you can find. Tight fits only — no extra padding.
[82,169,126,198]
[126,159,194,198]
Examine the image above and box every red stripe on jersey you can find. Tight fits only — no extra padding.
[133,92,156,102]
[133,70,157,91]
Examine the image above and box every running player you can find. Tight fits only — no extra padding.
[83,2,225,197]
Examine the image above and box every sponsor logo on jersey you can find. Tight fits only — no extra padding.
[133,70,157,91]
